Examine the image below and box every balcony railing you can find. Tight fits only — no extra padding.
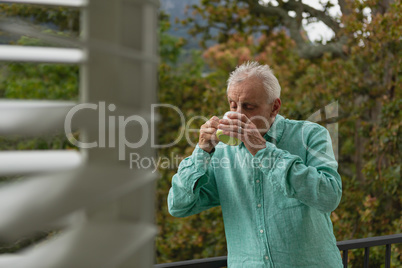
[155,233,402,268]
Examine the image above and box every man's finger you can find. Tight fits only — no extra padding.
[209,118,220,128]
[211,116,220,121]
[204,116,219,128]
[202,127,218,134]
[218,124,242,132]
[200,132,219,141]
[226,113,250,123]
[219,119,246,128]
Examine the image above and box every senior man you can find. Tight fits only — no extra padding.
[168,61,343,267]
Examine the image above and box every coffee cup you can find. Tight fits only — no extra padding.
[216,112,242,146]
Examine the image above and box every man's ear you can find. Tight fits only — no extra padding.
[271,98,281,117]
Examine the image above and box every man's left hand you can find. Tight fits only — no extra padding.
[218,113,266,156]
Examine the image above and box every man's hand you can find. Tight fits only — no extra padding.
[218,113,266,156]
[199,116,220,153]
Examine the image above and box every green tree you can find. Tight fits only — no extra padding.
[0,36,79,100]
[1,2,400,266]
[0,2,81,148]
[0,4,79,32]
[0,3,80,172]
[156,12,228,262]
[167,0,401,266]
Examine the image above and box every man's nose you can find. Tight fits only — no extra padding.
[236,107,243,114]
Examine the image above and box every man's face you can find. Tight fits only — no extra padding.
[227,77,278,135]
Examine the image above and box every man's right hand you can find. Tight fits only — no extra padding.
[198,116,220,153]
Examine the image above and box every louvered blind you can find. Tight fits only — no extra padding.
[0,0,158,267]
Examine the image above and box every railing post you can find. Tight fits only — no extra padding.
[363,247,369,268]
[385,244,391,268]
[342,250,348,268]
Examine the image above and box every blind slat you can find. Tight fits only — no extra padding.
[0,166,157,239]
[0,222,156,268]
[0,0,87,7]
[0,100,76,135]
[0,45,85,63]
[0,151,82,176]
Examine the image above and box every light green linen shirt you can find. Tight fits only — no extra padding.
[168,114,343,267]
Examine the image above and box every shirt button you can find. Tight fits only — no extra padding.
[257,204,262,208]
[256,180,260,183]
[265,255,269,260]
[260,229,264,234]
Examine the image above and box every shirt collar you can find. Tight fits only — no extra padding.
[264,114,285,144]
[239,114,285,148]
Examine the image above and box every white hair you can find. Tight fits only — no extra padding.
[227,61,281,103]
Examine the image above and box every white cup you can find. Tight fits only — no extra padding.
[216,112,242,146]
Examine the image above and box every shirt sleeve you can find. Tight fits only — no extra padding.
[254,125,342,213]
[167,145,220,217]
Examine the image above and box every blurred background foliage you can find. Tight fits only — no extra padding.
[0,5,79,157]
[0,0,401,267]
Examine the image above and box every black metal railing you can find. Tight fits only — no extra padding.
[337,234,402,268]
[155,256,227,268]
[155,233,402,268]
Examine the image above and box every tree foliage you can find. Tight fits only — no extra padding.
[0,5,79,156]
[0,37,79,100]
[156,0,401,266]
[0,3,79,32]
[156,13,228,262]
[0,2,400,267]
[184,0,348,58]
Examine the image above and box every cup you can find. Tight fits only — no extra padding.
[216,112,242,146]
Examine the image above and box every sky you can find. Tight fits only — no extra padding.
[260,0,342,44]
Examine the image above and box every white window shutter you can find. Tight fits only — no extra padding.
[0,0,88,7]
[0,0,158,267]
